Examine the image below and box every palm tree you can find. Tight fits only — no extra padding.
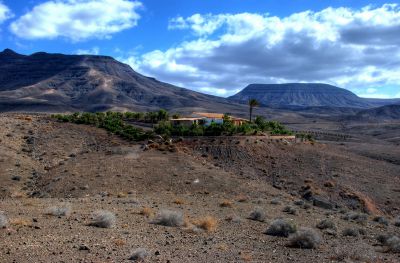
[248,99,259,122]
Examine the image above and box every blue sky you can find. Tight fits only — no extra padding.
[0,0,400,98]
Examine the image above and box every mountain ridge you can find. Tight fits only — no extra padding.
[228,83,400,109]
[0,49,236,113]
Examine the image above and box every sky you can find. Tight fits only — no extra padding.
[0,0,400,99]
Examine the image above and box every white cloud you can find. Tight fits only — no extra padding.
[0,2,13,24]
[125,4,400,97]
[10,0,142,41]
[76,46,100,55]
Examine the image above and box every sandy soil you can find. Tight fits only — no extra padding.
[0,114,399,263]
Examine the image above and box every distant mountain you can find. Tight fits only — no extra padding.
[345,104,400,121]
[228,83,399,109]
[0,49,235,113]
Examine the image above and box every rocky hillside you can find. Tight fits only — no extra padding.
[228,83,399,109]
[0,49,235,112]
[345,104,400,121]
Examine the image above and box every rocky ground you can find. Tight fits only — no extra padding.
[0,114,399,263]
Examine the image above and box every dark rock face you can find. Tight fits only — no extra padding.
[0,49,231,112]
[228,83,390,109]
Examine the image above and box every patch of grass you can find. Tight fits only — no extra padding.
[151,210,184,227]
[139,207,154,217]
[45,206,71,217]
[0,212,8,228]
[316,219,336,230]
[220,200,233,208]
[288,227,322,249]
[265,218,297,237]
[89,210,116,228]
[192,216,218,232]
[248,207,266,222]
[129,248,149,261]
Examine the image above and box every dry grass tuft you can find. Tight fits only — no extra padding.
[113,239,126,246]
[117,192,128,198]
[240,251,253,262]
[220,200,233,208]
[236,194,249,203]
[173,198,185,205]
[139,207,154,217]
[11,191,27,199]
[192,216,218,232]
[10,218,32,227]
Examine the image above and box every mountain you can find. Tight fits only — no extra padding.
[228,83,399,109]
[0,49,234,113]
[345,104,400,121]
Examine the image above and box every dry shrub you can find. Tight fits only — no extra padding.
[0,212,8,228]
[288,227,322,249]
[316,219,336,230]
[248,207,266,222]
[139,207,154,217]
[192,216,218,232]
[10,218,32,227]
[220,200,233,208]
[11,191,26,198]
[265,218,297,237]
[236,194,249,203]
[114,239,126,246]
[117,192,128,198]
[240,251,253,262]
[151,210,184,227]
[324,181,335,188]
[89,210,116,228]
[45,206,71,217]
[216,243,229,251]
[173,199,185,205]
[129,248,149,261]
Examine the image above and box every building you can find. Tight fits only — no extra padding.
[170,112,248,127]
[170,117,204,127]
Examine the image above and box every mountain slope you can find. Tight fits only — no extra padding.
[345,104,400,121]
[0,49,234,112]
[228,83,398,109]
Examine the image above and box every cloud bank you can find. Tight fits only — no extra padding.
[126,4,400,97]
[0,2,12,24]
[10,0,142,41]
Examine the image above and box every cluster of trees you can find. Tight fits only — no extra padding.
[52,98,292,141]
[51,112,154,141]
[122,109,171,123]
[155,115,292,137]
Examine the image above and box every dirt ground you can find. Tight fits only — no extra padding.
[0,114,399,263]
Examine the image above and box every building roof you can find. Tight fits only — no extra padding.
[192,112,225,118]
[170,118,203,121]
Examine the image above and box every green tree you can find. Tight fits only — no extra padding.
[248,99,259,122]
